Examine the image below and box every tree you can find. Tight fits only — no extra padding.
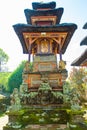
[0,72,11,92]
[0,48,9,72]
[8,61,26,93]
[68,67,87,102]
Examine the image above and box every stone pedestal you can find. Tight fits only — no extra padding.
[3,108,68,130]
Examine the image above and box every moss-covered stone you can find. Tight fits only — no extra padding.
[5,107,70,129]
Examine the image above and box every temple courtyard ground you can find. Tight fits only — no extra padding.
[0,115,8,130]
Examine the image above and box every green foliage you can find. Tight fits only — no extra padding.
[69,68,86,84]
[63,82,71,105]
[63,81,81,109]
[8,61,26,93]
[0,96,10,114]
[0,48,9,71]
[68,67,87,103]
[0,72,11,91]
[0,48,9,62]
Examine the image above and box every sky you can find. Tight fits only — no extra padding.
[0,0,87,72]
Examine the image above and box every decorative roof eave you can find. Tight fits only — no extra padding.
[24,8,64,24]
[71,49,87,66]
[81,59,87,66]
[31,15,57,26]
[83,22,87,29]
[80,36,87,46]
[13,23,77,54]
[32,1,56,10]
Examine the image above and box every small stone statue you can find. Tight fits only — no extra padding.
[19,82,28,104]
[23,61,33,72]
[23,61,30,72]
[38,82,52,105]
[10,88,21,111]
[59,60,66,70]
[20,82,28,94]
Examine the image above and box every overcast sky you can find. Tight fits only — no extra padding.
[0,0,87,71]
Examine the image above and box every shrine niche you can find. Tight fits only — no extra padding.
[40,39,49,53]
[22,32,68,55]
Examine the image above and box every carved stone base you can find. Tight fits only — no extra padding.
[3,108,68,130]
[3,124,67,130]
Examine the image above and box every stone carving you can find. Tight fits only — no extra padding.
[23,61,33,72]
[10,88,21,111]
[40,39,49,53]
[20,82,29,105]
[38,82,53,105]
[59,60,66,70]
[20,82,28,94]
[18,81,63,106]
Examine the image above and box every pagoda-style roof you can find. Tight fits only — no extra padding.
[13,23,77,54]
[83,22,87,29]
[71,49,87,66]
[80,36,87,46]
[32,1,56,10]
[71,22,87,67]
[24,8,63,25]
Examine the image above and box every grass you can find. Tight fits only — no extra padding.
[0,113,5,117]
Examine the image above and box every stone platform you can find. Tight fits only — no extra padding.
[3,124,67,130]
[3,107,69,130]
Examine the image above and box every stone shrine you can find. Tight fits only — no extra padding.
[3,1,77,130]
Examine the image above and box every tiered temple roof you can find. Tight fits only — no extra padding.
[13,1,77,55]
[32,1,56,10]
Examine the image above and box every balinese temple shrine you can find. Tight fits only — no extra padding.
[13,1,77,94]
[4,1,77,130]
[71,23,87,67]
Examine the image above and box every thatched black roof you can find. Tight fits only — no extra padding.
[83,23,87,29]
[13,23,77,54]
[32,1,56,10]
[80,36,87,46]
[71,49,87,66]
[24,8,64,24]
